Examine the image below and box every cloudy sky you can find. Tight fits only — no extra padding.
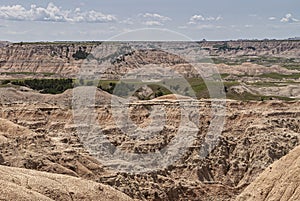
[0,0,299,41]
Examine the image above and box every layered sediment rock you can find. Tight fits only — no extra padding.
[236,145,300,201]
[0,87,299,200]
[0,41,299,79]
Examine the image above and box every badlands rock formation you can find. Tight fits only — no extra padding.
[0,165,133,201]
[0,87,299,200]
[236,145,300,201]
[0,41,299,79]
[0,40,299,200]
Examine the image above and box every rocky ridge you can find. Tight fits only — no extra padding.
[0,164,133,201]
[0,40,299,200]
[0,41,299,79]
[236,145,300,201]
[0,87,299,200]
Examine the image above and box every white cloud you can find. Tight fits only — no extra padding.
[280,13,299,23]
[137,13,171,26]
[189,15,205,23]
[188,14,223,24]
[196,24,215,29]
[268,17,276,20]
[192,24,224,30]
[143,21,163,26]
[216,16,223,21]
[121,18,134,25]
[141,13,171,22]
[0,2,117,23]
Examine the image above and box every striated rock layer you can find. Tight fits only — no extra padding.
[0,165,133,201]
[0,41,300,79]
[236,145,300,201]
[0,87,299,200]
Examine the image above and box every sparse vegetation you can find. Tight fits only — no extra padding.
[3,79,73,94]
[72,47,89,60]
[2,77,294,101]
[201,56,300,68]
[0,72,55,76]
[213,43,243,51]
[281,64,300,70]
[258,72,300,80]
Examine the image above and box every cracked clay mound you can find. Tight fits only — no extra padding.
[236,145,300,201]
[0,165,133,201]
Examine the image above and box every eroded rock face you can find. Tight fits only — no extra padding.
[0,165,133,201]
[0,87,299,200]
[201,40,300,57]
[236,145,300,201]
[0,154,4,165]
[1,41,299,79]
[0,40,299,200]
[0,43,88,77]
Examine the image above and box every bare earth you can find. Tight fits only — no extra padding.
[236,145,300,201]
[0,87,299,200]
[0,41,299,200]
[0,165,133,201]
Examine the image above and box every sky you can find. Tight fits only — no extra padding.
[0,0,299,42]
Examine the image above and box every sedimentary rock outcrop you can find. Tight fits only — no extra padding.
[0,165,133,201]
[0,87,299,200]
[236,145,300,201]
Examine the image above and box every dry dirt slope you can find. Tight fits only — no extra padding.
[1,41,299,79]
[0,87,299,200]
[236,145,300,201]
[0,165,133,201]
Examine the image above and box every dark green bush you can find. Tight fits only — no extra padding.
[11,79,73,94]
[72,47,89,60]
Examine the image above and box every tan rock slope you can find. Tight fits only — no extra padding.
[1,41,299,79]
[0,165,133,201]
[236,145,300,201]
[0,86,299,200]
[0,40,299,200]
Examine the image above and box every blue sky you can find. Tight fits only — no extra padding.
[0,0,299,41]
